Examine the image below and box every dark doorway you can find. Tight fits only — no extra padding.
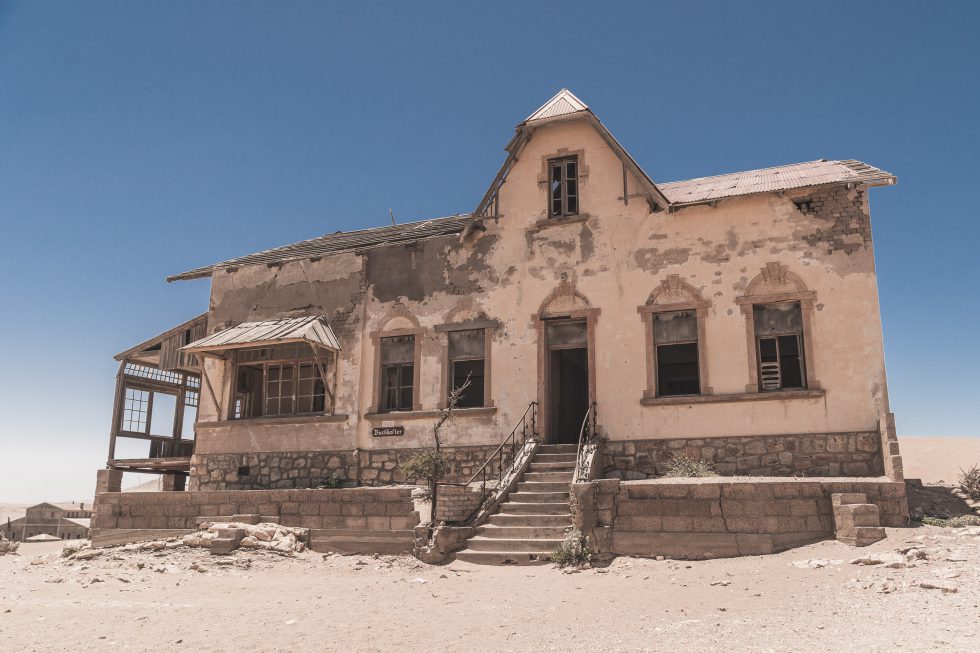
[549,347,589,444]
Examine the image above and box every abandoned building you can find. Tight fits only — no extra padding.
[94,89,908,561]
[4,502,92,541]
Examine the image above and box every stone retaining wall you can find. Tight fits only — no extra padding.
[92,487,419,533]
[190,445,501,491]
[573,477,907,559]
[604,432,883,479]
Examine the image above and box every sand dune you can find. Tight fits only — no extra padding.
[898,436,980,484]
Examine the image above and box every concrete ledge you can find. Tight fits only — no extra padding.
[91,528,195,548]
[641,389,825,407]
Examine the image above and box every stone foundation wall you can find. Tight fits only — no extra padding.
[92,487,419,533]
[190,445,502,491]
[572,477,907,560]
[604,432,883,479]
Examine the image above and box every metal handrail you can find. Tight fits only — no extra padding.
[574,400,598,482]
[438,401,538,521]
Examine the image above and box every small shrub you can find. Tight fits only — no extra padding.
[662,455,719,478]
[946,514,980,528]
[958,464,980,501]
[316,472,342,489]
[0,535,18,555]
[400,451,450,485]
[920,515,948,527]
[552,530,591,568]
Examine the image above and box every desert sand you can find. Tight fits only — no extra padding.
[898,436,980,484]
[2,526,979,653]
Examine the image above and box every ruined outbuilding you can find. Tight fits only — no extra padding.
[95,90,907,560]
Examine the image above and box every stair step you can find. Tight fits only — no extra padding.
[533,453,578,463]
[476,524,572,539]
[528,462,576,472]
[465,537,564,552]
[454,550,553,566]
[507,491,569,503]
[522,471,574,482]
[536,444,578,454]
[517,481,570,493]
[498,502,571,515]
[488,514,572,527]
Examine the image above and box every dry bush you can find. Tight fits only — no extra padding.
[0,534,18,555]
[662,455,719,478]
[946,514,980,528]
[958,464,980,501]
[552,530,591,568]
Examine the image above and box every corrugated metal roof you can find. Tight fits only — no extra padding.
[182,315,342,353]
[525,88,589,122]
[659,159,895,206]
[168,214,471,281]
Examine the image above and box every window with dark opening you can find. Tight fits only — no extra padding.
[654,310,700,396]
[233,344,328,419]
[381,335,415,412]
[753,302,806,391]
[448,329,485,408]
[549,156,579,217]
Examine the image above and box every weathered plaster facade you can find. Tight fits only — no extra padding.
[165,90,899,489]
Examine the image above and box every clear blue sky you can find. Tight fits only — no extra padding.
[1,1,977,502]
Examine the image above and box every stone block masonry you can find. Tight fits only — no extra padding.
[604,432,883,479]
[190,445,502,491]
[91,487,420,537]
[572,476,907,560]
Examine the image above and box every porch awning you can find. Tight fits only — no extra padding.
[180,315,341,356]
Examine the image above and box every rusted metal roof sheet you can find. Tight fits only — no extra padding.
[182,315,341,354]
[659,159,895,206]
[525,88,589,122]
[168,214,471,282]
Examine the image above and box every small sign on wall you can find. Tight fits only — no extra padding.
[372,425,405,437]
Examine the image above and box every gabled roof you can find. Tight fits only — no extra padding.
[525,88,589,122]
[467,89,671,233]
[660,159,896,207]
[181,315,341,355]
[168,215,470,282]
[114,313,209,363]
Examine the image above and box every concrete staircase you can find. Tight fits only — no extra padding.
[455,444,576,565]
[832,492,886,547]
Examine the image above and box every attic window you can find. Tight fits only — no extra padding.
[549,156,579,217]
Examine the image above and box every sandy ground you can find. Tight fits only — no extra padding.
[1,526,978,653]
[898,437,980,484]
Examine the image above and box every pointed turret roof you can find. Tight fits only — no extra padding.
[524,88,589,123]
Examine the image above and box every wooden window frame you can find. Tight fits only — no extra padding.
[369,328,424,414]
[638,300,712,400]
[756,331,807,391]
[227,346,335,421]
[548,155,580,218]
[737,296,820,393]
[435,319,499,410]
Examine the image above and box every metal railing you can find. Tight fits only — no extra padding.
[574,401,598,483]
[439,401,538,523]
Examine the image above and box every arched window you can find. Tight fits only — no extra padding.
[370,306,424,413]
[638,275,711,399]
[435,302,499,410]
[737,263,819,392]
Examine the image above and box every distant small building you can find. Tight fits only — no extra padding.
[3,502,93,541]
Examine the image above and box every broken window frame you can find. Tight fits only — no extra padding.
[549,156,579,217]
[230,346,331,420]
[753,302,807,392]
[638,292,711,402]
[111,364,200,461]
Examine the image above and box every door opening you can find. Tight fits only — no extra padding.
[548,343,590,444]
